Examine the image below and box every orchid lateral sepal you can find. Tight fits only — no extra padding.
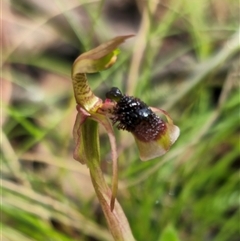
[73,104,119,211]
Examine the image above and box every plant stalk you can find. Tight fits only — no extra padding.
[83,119,136,241]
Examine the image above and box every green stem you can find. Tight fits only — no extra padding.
[83,119,135,241]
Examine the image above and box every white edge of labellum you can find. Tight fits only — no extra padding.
[134,124,180,161]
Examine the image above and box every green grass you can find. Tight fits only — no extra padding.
[2,0,239,240]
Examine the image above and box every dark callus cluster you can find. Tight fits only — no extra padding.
[105,87,166,142]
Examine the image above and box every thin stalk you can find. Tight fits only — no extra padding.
[83,119,136,241]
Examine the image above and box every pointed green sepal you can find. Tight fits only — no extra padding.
[71,35,133,111]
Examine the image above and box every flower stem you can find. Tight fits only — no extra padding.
[83,119,136,241]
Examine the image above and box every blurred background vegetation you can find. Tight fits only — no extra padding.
[2,0,239,240]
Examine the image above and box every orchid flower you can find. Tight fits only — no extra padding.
[71,35,179,240]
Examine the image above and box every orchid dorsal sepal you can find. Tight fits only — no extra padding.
[72,35,134,75]
[71,35,134,112]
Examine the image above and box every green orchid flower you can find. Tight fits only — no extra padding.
[71,35,179,240]
[71,36,133,211]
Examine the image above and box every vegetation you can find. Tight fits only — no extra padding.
[2,0,239,240]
